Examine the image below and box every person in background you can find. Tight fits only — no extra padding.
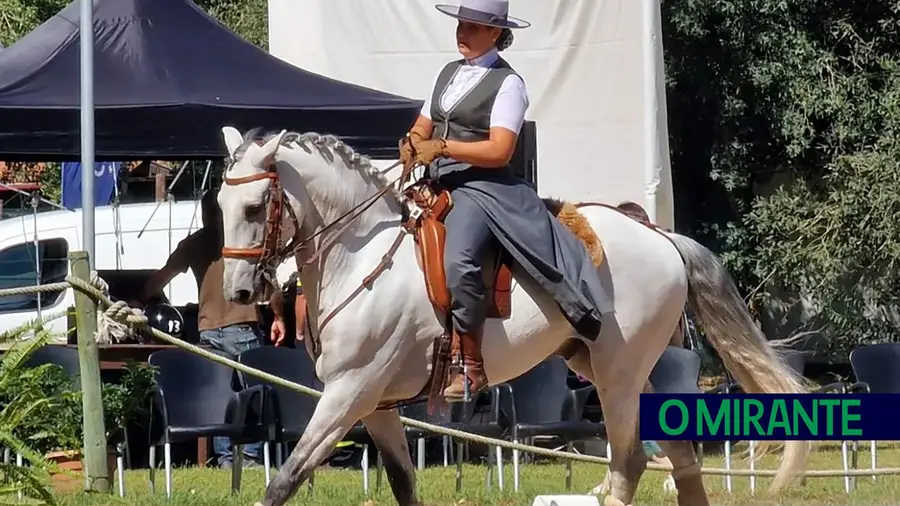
[295,278,307,341]
[141,188,285,469]
[616,201,653,226]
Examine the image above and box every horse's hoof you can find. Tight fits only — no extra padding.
[663,474,677,494]
[590,483,608,496]
[602,495,628,506]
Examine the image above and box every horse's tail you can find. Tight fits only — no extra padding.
[667,232,809,493]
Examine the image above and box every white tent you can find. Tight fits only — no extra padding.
[267,0,674,229]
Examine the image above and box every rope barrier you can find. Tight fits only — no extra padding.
[0,282,72,298]
[6,278,900,479]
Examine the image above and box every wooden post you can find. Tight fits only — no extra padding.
[69,251,110,493]
[155,166,166,202]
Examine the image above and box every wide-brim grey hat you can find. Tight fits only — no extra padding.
[435,0,531,29]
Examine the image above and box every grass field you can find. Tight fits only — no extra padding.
[51,443,900,505]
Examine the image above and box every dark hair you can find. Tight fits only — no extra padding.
[616,201,652,225]
[496,29,514,51]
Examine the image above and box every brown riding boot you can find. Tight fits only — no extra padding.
[443,330,488,401]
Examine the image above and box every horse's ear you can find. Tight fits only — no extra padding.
[221,126,243,158]
[253,130,288,167]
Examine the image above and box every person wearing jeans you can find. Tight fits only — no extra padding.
[199,322,267,467]
[143,189,285,468]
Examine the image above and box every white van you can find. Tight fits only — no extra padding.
[0,200,296,340]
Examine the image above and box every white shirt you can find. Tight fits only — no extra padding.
[420,48,530,134]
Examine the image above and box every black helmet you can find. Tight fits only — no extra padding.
[143,303,185,338]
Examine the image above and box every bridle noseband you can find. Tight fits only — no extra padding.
[220,150,303,289]
[218,141,415,295]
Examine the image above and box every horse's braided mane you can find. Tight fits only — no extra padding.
[232,128,407,206]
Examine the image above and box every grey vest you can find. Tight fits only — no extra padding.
[427,57,517,180]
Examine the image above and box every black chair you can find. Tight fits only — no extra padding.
[778,348,857,490]
[649,346,703,395]
[648,346,705,465]
[849,343,900,394]
[707,347,846,493]
[847,343,900,486]
[496,357,605,492]
[400,391,506,492]
[400,402,453,471]
[23,345,81,381]
[147,349,272,498]
[238,346,320,486]
[239,346,377,493]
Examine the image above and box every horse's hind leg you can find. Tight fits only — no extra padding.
[594,376,647,506]
[566,347,647,505]
[601,421,648,506]
[257,380,373,506]
[363,409,421,506]
[656,440,709,506]
[564,347,608,495]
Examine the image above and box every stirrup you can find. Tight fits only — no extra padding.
[445,353,472,403]
[447,354,481,403]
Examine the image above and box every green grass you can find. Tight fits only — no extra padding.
[54,443,900,505]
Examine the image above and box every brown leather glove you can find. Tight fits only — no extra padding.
[399,135,415,166]
[414,139,448,166]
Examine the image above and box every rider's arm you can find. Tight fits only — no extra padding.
[408,114,434,144]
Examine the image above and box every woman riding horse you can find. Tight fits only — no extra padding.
[399,0,614,401]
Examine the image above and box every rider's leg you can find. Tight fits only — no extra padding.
[442,192,494,400]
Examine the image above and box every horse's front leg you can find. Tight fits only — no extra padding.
[363,409,421,506]
[256,378,375,506]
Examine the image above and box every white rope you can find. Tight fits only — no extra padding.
[6,276,899,479]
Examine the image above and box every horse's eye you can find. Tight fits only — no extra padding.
[245,204,263,217]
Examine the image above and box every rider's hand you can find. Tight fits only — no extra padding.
[270,317,287,347]
[400,133,425,168]
[414,139,448,166]
[399,135,414,166]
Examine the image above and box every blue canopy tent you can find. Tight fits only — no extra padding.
[0,0,421,161]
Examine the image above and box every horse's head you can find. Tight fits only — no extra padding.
[218,125,406,303]
[217,126,298,304]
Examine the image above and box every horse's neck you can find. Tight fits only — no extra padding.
[281,149,408,321]
[281,148,399,231]
[300,222,416,336]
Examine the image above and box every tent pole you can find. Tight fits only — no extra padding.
[31,191,42,320]
[79,1,111,494]
[641,0,661,225]
[188,160,213,234]
[80,0,96,267]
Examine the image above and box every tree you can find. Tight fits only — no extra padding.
[662,0,900,356]
[0,0,68,47]
[195,0,268,49]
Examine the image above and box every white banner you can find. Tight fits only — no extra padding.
[268,0,674,229]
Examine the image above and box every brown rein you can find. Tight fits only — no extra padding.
[220,148,418,303]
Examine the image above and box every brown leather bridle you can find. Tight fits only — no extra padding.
[219,140,418,297]
[220,150,303,291]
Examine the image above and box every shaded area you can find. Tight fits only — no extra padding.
[0,0,421,160]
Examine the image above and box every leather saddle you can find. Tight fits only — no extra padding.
[403,179,513,321]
